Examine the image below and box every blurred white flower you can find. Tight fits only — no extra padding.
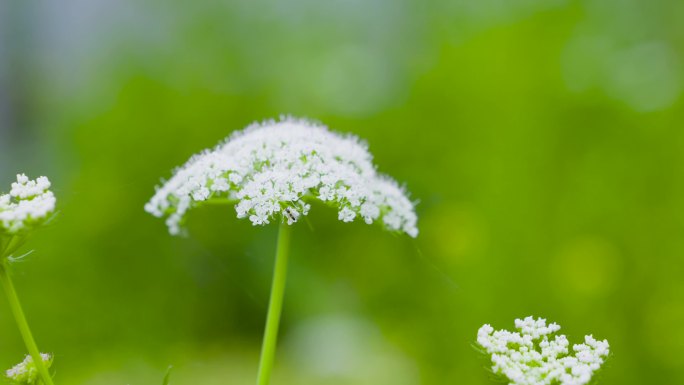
[6,353,52,385]
[477,316,609,385]
[145,117,418,237]
[0,174,56,235]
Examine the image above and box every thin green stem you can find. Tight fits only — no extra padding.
[202,198,235,205]
[0,262,55,385]
[256,222,291,385]
[2,235,26,258]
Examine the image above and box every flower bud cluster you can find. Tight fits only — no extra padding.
[0,174,56,235]
[5,353,53,385]
[146,118,418,237]
[477,316,609,385]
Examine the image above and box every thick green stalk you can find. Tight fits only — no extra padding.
[256,223,291,385]
[0,262,55,385]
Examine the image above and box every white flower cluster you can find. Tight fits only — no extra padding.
[145,117,418,237]
[5,353,52,385]
[477,316,609,385]
[0,174,56,235]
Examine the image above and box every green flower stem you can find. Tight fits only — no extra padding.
[2,235,26,258]
[256,222,291,385]
[0,262,55,385]
[202,198,235,205]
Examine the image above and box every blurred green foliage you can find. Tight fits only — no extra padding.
[0,0,683,384]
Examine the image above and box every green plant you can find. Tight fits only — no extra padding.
[146,117,418,385]
[0,174,57,385]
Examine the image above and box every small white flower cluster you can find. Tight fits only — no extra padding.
[477,316,609,385]
[5,353,52,385]
[0,174,56,235]
[145,117,418,237]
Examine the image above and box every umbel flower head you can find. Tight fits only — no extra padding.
[477,316,609,385]
[145,117,418,237]
[6,353,53,385]
[0,174,56,235]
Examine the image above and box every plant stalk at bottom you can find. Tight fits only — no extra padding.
[0,262,55,385]
[256,222,291,385]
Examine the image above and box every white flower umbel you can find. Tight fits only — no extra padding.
[6,353,53,385]
[477,316,609,385]
[145,117,418,237]
[0,174,56,235]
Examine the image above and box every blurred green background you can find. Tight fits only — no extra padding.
[1,0,683,384]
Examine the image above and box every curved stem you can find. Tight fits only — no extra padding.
[256,223,291,385]
[0,262,55,385]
